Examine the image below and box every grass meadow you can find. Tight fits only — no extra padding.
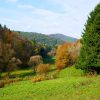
[0,66,100,100]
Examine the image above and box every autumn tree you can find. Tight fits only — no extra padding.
[7,57,22,76]
[69,40,81,65]
[56,43,73,70]
[13,33,35,68]
[0,25,22,77]
[56,41,81,70]
[0,25,15,72]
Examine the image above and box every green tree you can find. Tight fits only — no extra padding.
[76,4,100,73]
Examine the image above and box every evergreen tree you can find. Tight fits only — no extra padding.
[76,4,100,73]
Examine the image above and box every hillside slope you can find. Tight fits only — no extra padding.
[19,32,64,47]
[49,34,77,42]
[18,31,77,47]
[0,66,100,100]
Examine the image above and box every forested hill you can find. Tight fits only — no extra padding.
[18,32,64,47]
[18,31,77,47]
[49,34,77,42]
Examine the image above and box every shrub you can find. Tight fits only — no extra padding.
[85,71,97,77]
[51,70,60,79]
[56,61,66,70]
[32,76,45,82]
[73,80,93,88]
[36,64,50,75]
[28,55,43,72]
[0,81,5,88]
[2,78,23,85]
[7,57,22,77]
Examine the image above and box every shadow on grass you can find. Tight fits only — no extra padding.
[16,72,36,78]
[49,68,56,72]
[43,56,55,64]
[9,70,36,78]
[43,56,57,73]
[3,56,56,79]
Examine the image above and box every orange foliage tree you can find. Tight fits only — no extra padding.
[56,43,72,70]
[56,41,81,70]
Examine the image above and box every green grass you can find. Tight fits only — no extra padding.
[59,66,84,78]
[0,66,100,100]
[1,68,35,78]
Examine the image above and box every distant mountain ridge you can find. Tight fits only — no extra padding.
[18,31,77,47]
[19,32,64,47]
[49,34,77,42]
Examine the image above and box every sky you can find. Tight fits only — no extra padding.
[0,0,100,38]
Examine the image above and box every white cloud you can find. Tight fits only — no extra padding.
[1,0,100,38]
[17,4,60,17]
[15,1,91,38]
[0,6,83,38]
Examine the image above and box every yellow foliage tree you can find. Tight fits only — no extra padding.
[56,41,81,70]
[56,43,72,70]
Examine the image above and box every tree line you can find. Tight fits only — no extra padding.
[54,3,100,74]
[0,25,52,76]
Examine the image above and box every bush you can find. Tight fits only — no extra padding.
[32,72,59,83]
[0,78,23,86]
[7,57,22,77]
[56,61,66,70]
[32,76,45,82]
[36,64,50,75]
[85,71,97,77]
[50,70,60,79]
[0,81,5,88]
[28,55,43,72]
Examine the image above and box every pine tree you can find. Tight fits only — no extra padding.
[76,4,100,73]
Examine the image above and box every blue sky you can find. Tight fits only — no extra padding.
[0,0,100,38]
